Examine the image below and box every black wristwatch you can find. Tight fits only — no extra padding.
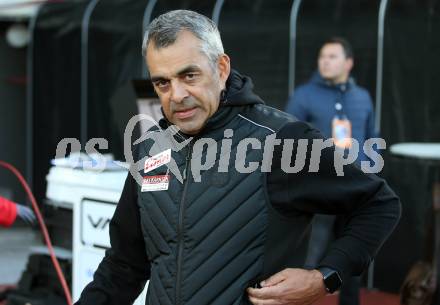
[317,267,342,293]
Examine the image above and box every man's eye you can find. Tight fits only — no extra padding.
[155,80,169,88]
[185,73,197,81]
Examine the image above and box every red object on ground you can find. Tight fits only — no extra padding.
[315,288,400,305]
[0,196,17,227]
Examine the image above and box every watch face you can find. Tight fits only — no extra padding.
[325,271,342,293]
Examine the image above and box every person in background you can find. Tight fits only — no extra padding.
[286,37,376,160]
[0,196,35,227]
[285,37,377,305]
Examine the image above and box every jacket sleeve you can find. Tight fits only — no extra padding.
[75,173,150,305]
[285,87,309,122]
[267,121,401,283]
[0,196,17,227]
[363,92,381,165]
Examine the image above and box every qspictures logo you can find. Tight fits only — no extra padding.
[54,113,386,187]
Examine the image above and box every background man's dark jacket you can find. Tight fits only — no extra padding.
[286,73,376,162]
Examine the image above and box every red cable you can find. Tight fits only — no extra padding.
[0,161,73,305]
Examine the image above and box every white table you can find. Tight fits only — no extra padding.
[390,143,440,161]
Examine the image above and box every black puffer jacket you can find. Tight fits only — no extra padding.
[76,70,401,305]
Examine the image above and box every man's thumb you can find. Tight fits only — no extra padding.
[261,272,286,287]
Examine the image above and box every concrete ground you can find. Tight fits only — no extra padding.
[0,226,42,285]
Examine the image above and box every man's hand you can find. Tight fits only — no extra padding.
[247,268,327,305]
[16,204,36,225]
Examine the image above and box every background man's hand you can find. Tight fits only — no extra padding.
[247,268,327,305]
[16,204,36,225]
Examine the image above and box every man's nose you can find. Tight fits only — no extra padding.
[170,80,189,103]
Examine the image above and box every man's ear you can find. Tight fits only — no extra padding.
[217,54,231,89]
[346,57,354,73]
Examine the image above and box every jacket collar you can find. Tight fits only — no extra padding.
[311,71,356,92]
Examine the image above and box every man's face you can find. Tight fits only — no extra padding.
[318,43,353,84]
[146,30,230,135]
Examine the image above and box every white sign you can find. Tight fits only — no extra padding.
[142,175,170,192]
[144,149,171,173]
[81,199,116,248]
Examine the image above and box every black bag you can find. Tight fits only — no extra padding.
[6,253,71,305]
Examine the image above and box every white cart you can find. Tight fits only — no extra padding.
[46,165,148,304]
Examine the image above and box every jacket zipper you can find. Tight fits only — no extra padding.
[176,141,193,305]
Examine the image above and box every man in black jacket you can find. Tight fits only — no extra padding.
[75,10,400,305]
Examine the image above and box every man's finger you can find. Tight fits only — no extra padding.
[247,285,283,300]
[248,295,282,305]
[261,270,286,287]
[25,213,36,224]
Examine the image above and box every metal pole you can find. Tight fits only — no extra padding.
[212,0,225,25]
[81,0,100,145]
[288,0,303,96]
[367,0,389,290]
[141,0,158,79]
[26,3,44,194]
[374,0,389,135]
